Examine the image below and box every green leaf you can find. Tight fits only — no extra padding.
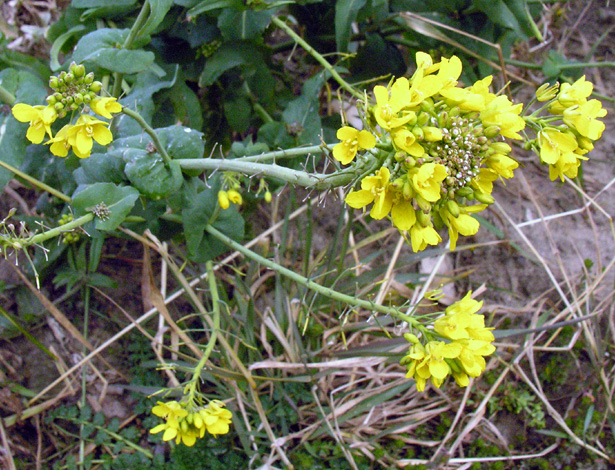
[282,74,323,146]
[139,0,175,37]
[0,69,48,192]
[123,149,184,199]
[78,152,127,184]
[72,183,140,231]
[182,177,244,262]
[335,0,367,52]
[199,41,264,86]
[224,94,251,133]
[115,67,179,137]
[49,25,88,71]
[218,9,273,41]
[72,28,155,74]
[72,0,137,6]
[186,0,242,17]
[472,0,535,40]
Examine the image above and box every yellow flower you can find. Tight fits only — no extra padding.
[345,167,394,220]
[435,292,494,342]
[372,78,416,130]
[70,115,113,158]
[549,75,593,113]
[218,190,230,209]
[333,126,376,164]
[402,340,462,391]
[537,129,577,165]
[548,150,587,182]
[48,125,76,158]
[390,198,416,232]
[227,189,242,205]
[410,162,447,202]
[535,82,559,102]
[12,103,57,143]
[455,339,495,377]
[392,127,424,157]
[199,400,232,437]
[90,97,123,119]
[471,168,498,195]
[486,153,518,179]
[563,99,607,140]
[442,76,494,112]
[440,204,485,251]
[409,223,441,252]
[480,95,525,140]
[151,401,188,425]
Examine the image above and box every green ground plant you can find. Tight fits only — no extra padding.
[0,0,614,468]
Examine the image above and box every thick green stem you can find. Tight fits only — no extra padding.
[121,107,172,165]
[235,144,334,162]
[29,214,94,245]
[176,157,368,190]
[272,16,364,101]
[0,85,16,105]
[0,159,71,203]
[204,224,419,327]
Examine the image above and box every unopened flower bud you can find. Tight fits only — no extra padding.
[264,191,272,203]
[446,199,460,218]
[438,112,449,128]
[46,95,57,105]
[411,126,424,140]
[403,333,420,344]
[416,209,431,226]
[536,82,559,102]
[420,98,435,113]
[394,151,406,162]
[218,190,230,209]
[73,63,86,78]
[484,126,501,138]
[54,102,64,111]
[49,77,59,89]
[74,93,84,105]
[474,191,495,204]
[89,81,103,93]
[423,126,443,142]
[84,72,94,84]
[64,73,74,84]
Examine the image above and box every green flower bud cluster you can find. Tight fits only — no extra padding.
[59,213,80,244]
[200,40,222,58]
[46,62,103,119]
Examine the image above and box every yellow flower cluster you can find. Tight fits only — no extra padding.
[401,292,495,391]
[534,76,607,181]
[336,53,523,251]
[150,399,232,446]
[11,62,121,159]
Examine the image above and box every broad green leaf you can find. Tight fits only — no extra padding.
[218,9,273,41]
[79,152,127,184]
[472,0,534,40]
[49,25,88,71]
[224,94,251,133]
[199,41,264,86]
[72,183,140,231]
[282,74,323,146]
[257,121,294,149]
[182,177,244,262]
[72,28,155,74]
[139,0,175,37]
[335,0,367,52]
[0,69,48,192]
[156,79,204,131]
[123,149,184,199]
[350,33,406,81]
[115,67,179,137]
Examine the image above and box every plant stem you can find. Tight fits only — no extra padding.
[205,224,419,327]
[0,85,16,105]
[175,156,377,190]
[235,144,334,162]
[121,107,172,165]
[0,159,71,203]
[272,16,364,101]
[112,0,151,98]
[187,260,220,398]
[30,214,94,245]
